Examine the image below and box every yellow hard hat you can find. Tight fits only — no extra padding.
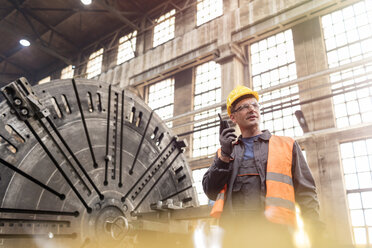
[226,85,259,115]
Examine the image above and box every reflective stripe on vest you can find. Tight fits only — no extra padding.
[264,135,296,227]
[210,136,296,226]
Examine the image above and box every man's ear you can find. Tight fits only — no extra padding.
[230,114,237,124]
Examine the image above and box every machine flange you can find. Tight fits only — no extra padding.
[0,78,198,247]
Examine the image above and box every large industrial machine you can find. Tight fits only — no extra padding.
[0,78,208,247]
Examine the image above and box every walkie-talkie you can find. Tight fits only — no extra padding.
[218,113,229,134]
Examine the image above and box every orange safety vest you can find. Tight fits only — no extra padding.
[210,184,226,218]
[210,135,296,227]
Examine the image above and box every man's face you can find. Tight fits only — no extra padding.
[230,96,261,130]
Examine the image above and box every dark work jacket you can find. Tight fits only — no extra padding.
[202,130,320,225]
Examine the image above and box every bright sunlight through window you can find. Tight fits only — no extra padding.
[251,29,302,137]
[196,0,223,26]
[147,78,175,127]
[193,61,221,158]
[60,65,74,79]
[340,138,372,245]
[117,31,137,65]
[192,167,209,205]
[153,9,175,47]
[86,48,103,79]
[322,0,372,128]
[38,76,51,85]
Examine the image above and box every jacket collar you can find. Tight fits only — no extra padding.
[236,129,272,144]
[258,129,271,141]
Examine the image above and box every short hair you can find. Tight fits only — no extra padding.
[230,94,256,113]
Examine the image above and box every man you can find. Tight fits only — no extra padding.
[202,85,321,247]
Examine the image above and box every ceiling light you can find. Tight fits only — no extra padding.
[19,39,30,47]
[81,0,92,5]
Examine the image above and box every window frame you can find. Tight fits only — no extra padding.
[249,29,303,137]
[192,61,222,158]
[196,0,224,27]
[153,9,176,47]
[117,30,137,65]
[60,65,74,79]
[321,0,372,128]
[340,138,372,246]
[146,77,175,127]
[86,48,104,79]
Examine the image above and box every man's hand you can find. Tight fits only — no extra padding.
[219,127,237,159]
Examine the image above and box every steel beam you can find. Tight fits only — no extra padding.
[1,20,72,65]
[127,0,154,24]
[7,0,79,51]
[0,54,32,75]
[0,1,77,67]
[21,7,109,13]
[22,9,79,50]
[95,0,139,31]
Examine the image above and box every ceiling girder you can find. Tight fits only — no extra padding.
[94,0,140,31]
[0,54,32,75]
[22,7,140,16]
[22,9,79,50]
[0,0,29,23]
[21,7,109,13]
[127,0,154,24]
[80,0,197,55]
[170,2,182,11]
[8,0,45,45]
[0,7,78,67]
[2,20,73,65]
[0,72,28,77]
[0,0,199,83]
[34,40,72,65]
[7,0,79,51]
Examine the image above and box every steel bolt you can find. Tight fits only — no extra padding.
[105,155,112,161]
[20,108,28,116]
[95,203,101,210]
[122,204,128,212]
[14,98,22,106]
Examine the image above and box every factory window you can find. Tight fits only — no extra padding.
[196,0,223,26]
[147,78,174,127]
[321,0,372,128]
[38,76,51,85]
[86,48,103,79]
[192,167,209,205]
[153,9,175,47]
[340,138,372,245]
[117,30,137,65]
[250,29,302,137]
[60,65,74,79]
[192,61,221,158]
